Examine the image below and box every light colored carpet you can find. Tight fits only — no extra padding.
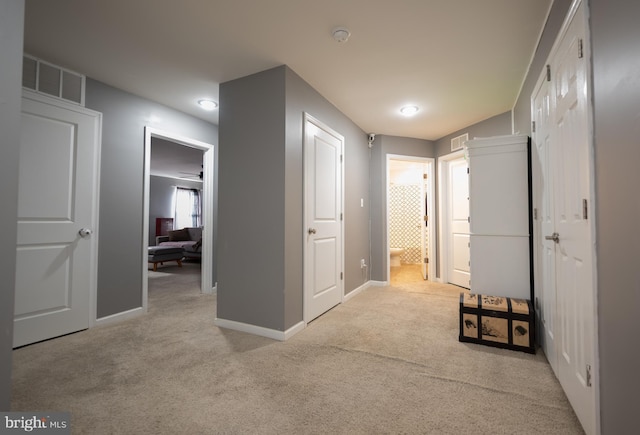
[11,263,584,434]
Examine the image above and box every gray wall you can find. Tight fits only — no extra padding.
[434,111,512,157]
[0,0,24,410]
[218,65,370,331]
[218,66,286,330]
[149,175,203,244]
[370,135,435,281]
[590,0,640,431]
[513,0,572,135]
[285,67,371,312]
[85,79,218,318]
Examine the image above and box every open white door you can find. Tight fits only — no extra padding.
[448,157,470,288]
[304,114,343,322]
[14,93,101,347]
[420,170,428,280]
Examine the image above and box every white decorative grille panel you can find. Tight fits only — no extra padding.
[22,54,85,106]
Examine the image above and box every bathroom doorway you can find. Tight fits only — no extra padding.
[386,155,435,285]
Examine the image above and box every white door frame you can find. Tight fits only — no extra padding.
[437,150,465,284]
[303,113,345,324]
[142,127,215,311]
[17,90,102,338]
[385,154,435,283]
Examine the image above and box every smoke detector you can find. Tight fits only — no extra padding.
[332,27,351,43]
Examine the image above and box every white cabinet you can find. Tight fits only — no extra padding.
[465,134,531,299]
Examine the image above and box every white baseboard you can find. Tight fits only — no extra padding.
[369,280,388,287]
[95,306,145,327]
[214,318,306,341]
[344,281,371,302]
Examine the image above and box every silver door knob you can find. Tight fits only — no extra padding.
[308,228,317,235]
[545,232,559,243]
[79,228,93,238]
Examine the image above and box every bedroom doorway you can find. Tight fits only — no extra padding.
[142,127,215,313]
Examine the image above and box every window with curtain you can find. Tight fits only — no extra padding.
[174,187,202,229]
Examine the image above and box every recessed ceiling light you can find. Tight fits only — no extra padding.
[400,105,419,116]
[198,99,218,111]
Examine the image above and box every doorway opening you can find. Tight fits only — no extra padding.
[437,150,470,289]
[386,155,435,286]
[142,127,215,313]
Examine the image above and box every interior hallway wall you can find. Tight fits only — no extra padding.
[218,65,370,333]
[0,0,24,410]
[589,0,640,431]
[370,136,435,282]
[85,79,218,318]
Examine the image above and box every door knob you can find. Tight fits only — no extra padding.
[79,228,93,238]
[545,232,559,243]
[308,228,317,235]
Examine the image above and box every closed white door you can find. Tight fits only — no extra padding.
[448,158,470,288]
[14,94,101,348]
[304,115,343,322]
[551,4,596,433]
[532,71,558,374]
[532,3,596,433]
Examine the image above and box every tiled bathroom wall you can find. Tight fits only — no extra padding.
[389,184,423,264]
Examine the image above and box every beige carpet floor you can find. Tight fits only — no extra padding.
[11,263,584,434]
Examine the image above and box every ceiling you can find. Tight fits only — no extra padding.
[150,138,204,181]
[23,0,552,141]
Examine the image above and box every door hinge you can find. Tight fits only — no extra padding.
[340,213,343,221]
[340,154,343,163]
[583,199,588,220]
[534,208,538,220]
[532,121,536,133]
[578,38,584,59]
[467,216,470,223]
[424,257,428,264]
[340,272,343,280]
[466,167,470,174]
[546,64,551,81]
[586,364,592,387]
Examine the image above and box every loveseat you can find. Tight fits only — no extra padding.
[155,227,202,259]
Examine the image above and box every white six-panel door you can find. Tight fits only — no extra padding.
[532,72,559,375]
[14,93,101,348]
[531,2,596,433]
[448,158,470,288]
[304,115,343,322]
[552,4,596,433]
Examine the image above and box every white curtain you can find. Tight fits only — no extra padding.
[174,187,202,229]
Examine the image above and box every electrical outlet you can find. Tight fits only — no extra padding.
[360,259,366,269]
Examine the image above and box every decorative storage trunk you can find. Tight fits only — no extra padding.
[459,293,535,354]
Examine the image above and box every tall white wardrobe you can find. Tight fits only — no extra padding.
[465,134,531,300]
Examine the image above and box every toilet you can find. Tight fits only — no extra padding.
[390,247,404,267]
